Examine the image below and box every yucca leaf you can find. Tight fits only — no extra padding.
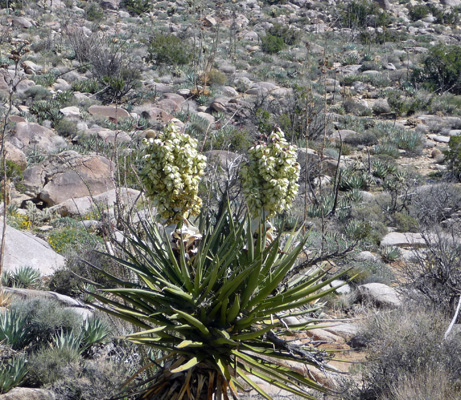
[172,308,211,337]
[236,367,272,400]
[220,298,229,327]
[234,350,327,393]
[247,241,306,309]
[227,294,240,324]
[126,326,167,337]
[230,325,274,341]
[213,354,231,381]
[177,340,206,348]
[162,287,194,303]
[239,363,321,400]
[171,357,200,373]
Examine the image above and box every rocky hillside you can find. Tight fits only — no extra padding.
[0,0,461,399]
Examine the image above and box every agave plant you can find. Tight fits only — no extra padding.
[89,207,344,400]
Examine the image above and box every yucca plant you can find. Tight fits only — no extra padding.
[0,356,28,394]
[88,207,345,400]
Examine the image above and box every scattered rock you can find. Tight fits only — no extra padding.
[88,105,130,121]
[23,151,115,206]
[0,388,55,400]
[0,219,66,276]
[51,187,141,216]
[10,122,66,154]
[380,232,426,247]
[356,283,402,308]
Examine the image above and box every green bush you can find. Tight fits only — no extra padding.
[72,79,102,94]
[47,226,103,255]
[0,310,30,350]
[261,34,285,54]
[146,33,192,66]
[26,346,81,386]
[338,0,392,29]
[408,4,430,21]
[267,23,300,46]
[446,136,461,181]
[2,266,41,289]
[55,119,79,138]
[10,298,83,347]
[343,259,394,285]
[121,0,151,15]
[343,307,461,399]
[84,2,104,21]
[24,85,52,101]
[0,357,27,394]
[48,358,133,400]
[415,45,461,94]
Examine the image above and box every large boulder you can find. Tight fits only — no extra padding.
[380,232,426,247]
[23,151,115,206]
[0,219,66,275]
[1,287,85,307]
[51,188,141,216]
[0,388,55,400]
[88,105,130,121]
[10,122,66,154]
[356,283,401,308]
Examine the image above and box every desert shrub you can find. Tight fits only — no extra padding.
[47,225,103,255]
[414,45,461,94]
[360,28,408,44]
[261,34,285,54]
[2,266,41,288]
[55,119,79,138]
[409,183,461,226]
[384,368,459,400]
[121,0,151,15]
[10,298,83,347]
[338,0,392,29]
[446,136,461,181]
[343,259,394,285]
[429,93,461,115]
[392,211,418,232]
[72,78,101,94]
[374,143,399,158]
[343,306,461,399]
[146,33,192,65]
[408,4,430,21]
[206,68,227,86]
[267,23,300,46]
[0,356,27,394]
[402,231,461,313]
[386,88,431,116]
[26,346,81,386]
[84,2,104,21]
[343,132,378,147]
[47,358,133,400]
[24,85,52,101]
[49,250,127,297]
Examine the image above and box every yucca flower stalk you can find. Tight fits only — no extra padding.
[89,206,343,400]
[140,122,207,224]
[240,127,300,220]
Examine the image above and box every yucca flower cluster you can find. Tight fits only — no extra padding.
[141,123,207,223]
[241,127,300,218]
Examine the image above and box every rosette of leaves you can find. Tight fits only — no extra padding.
[140,123,207,223]
[89,207,344,399]
[241,127,300,219]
